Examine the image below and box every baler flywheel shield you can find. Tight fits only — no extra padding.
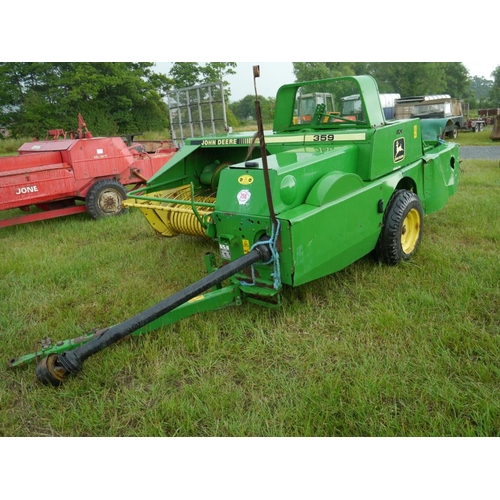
[124,184,216,237]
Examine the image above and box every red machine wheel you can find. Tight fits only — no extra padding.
[85,179,128,219]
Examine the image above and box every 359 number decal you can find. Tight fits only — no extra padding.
[313,134,335,142]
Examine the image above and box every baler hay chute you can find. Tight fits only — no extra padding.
[8,67,460,386]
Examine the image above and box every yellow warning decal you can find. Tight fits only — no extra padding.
[242,239,251,254]
[238,174,254,185]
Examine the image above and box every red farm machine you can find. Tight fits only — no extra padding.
[0,114,178,228]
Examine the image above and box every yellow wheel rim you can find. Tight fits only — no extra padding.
[401,208,421,254]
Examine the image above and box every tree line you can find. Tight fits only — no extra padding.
[0,62,237,138]
[231,62,500,124]
[1,62,499,138]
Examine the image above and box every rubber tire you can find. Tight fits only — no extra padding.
[452,126,459,139]
[85,179,128,219]
[375,190,424,265]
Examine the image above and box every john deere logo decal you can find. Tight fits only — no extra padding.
[394,138,405,163]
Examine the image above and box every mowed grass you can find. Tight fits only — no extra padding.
[1,159,499,437]
[451,125,498,145]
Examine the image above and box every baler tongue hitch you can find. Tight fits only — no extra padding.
[35,242,272,387]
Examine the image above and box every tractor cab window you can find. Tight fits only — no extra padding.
[339,94,364,120]
[295,92,335,124]
[292,80,367,127]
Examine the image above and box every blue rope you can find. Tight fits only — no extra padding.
[240,219,281,290]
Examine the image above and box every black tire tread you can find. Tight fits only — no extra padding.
[375,189,423,265]
[85,179,127,219]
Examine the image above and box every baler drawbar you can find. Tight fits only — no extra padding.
[30,240,274,386]
[9,67,460,386]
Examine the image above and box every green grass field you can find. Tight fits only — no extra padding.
[1,153,499,437]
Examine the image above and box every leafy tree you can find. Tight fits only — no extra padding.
[466,76,493,109]
[442,63,473,100]
[489,65,500,107]
[364,62,446,95]
[168,62,237,104]
[0,62,171,137]
[168,62,237,89]
[168,62,202,88]
[470,76,493,102]
[293,63,331,82]
[200,62,237,87]
[292,62,473,99]
[167,62,238,133]
[229,94,273,123]
[293,62,359,82]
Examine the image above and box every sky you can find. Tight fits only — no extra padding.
[4,3,496,105]
[154,62,295,101]
[154,61,497,103]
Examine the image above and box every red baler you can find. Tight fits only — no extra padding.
[0,115,177,228]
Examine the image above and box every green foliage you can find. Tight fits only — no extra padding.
[168,62,237,100]
[293,62,358,82]
[293,62,332,81]
[0,63,171,137]
[365,62,448,95]
[0,137,25,154]
[225,107,240,129]
[443,62,473,100]
[469,76,494,108]
[201,62,237,87]
[3,62,493,141]
[489,65,500,107]
[229,95,274,123]
[292,62,475,100]
[168,62,202,88]
[1,158,499,436]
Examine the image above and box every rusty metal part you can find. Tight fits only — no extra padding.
[491,115,500,141]
[252,65,281,251]
[35,354,69,386]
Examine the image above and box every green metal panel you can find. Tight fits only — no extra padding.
[142,144,201,192]
[278,180,385,286]
[364,119,423,181]
[273,75,386,133]
[422,142,460,213]
[277,157,430,286]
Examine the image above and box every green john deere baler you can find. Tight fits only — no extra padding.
[10,70,460,386]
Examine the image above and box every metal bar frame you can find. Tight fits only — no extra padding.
[167,81,228,148]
